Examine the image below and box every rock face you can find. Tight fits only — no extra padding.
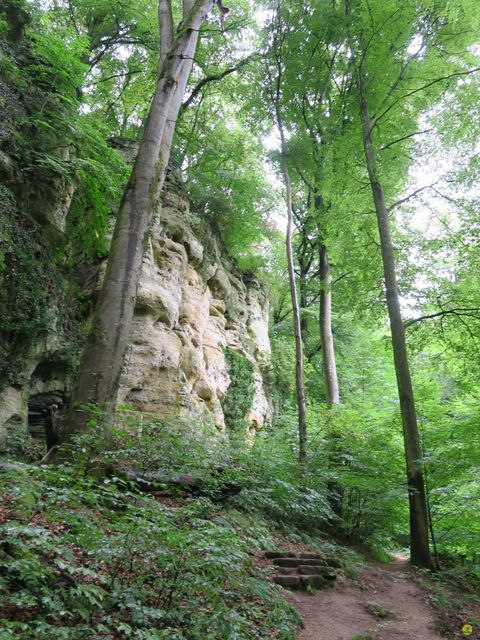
[117,187,272,432]
[0,183,272,452]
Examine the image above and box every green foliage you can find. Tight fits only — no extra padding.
[0,187,56,337]
[66,121,128,258]
[232,421,333,532]
[0,423,302,639]
[184,120,273,273]
[1,0,480,601]
[222,348,255,433]
[0,186,71,387]
[1,0,128,259]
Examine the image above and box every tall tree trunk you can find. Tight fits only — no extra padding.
[268,2,307,473]
[280,145,308,469]
[64,0,214,438]
[358,82,433,570]
[319,242,340,407]
[317,217,342,517]
[298,252,309,346]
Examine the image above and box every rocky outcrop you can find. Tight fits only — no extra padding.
[0,17,271,445]
[118,187,272,432]
[0,182,272,452]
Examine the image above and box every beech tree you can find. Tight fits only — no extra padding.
[54,0,219,446]
[344,0,480,568]
[259,0,479,564]
[266,7,308,471]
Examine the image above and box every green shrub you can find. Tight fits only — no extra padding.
[0,423,302,639]
[222,348,255,433]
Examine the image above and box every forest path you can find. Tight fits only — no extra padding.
[286,556,444,640]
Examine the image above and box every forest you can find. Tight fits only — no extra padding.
[0,0,479,638]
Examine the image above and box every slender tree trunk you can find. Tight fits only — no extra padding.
[358,83,433,569]
[317,217,342,517]
[298,253,309,345]
[319,242,340,407]
[280,145,308,469]
[63,0,214,438]
[269,3,307,473]
[422,436,441,570]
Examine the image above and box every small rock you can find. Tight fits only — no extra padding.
[365,602,395,620]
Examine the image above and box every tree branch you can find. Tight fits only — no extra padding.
[376,67,480,125]
[404,308,480,328]
[159,0,174,69]
[380,129,433,151]
[387,183,438,212]
[181,55,255,111]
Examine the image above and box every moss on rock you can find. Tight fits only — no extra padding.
[222,347,254,433]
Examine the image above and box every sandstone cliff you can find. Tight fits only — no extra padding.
[118,186,272,432]
[0,181,272,453]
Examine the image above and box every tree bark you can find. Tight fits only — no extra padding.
[268,12,308,473]
[317,220,342,517]
[319,241,340,407]
[280,144,308,470]
[64,0,214,437]
[298,251,309,346]
[358,80,433,570]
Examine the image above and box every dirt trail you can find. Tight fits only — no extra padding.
[287,556,445,640]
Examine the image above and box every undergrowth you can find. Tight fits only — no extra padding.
[0,415,310,640]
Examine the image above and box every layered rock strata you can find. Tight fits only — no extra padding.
[118,187,272,431]
[0,184,272,451]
